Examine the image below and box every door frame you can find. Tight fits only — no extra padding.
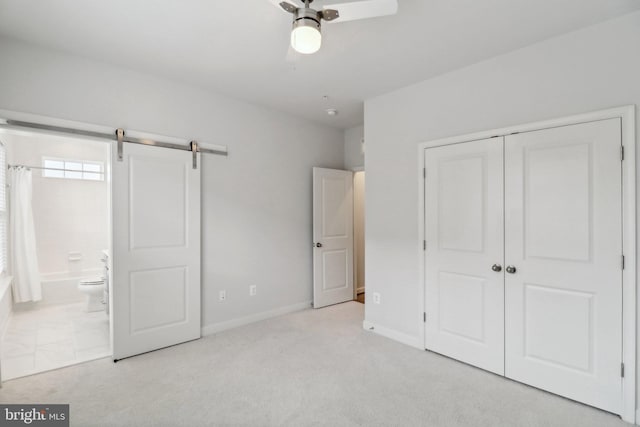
[351,166,365,301]
[417,105,636,423]
[0,109,118,364]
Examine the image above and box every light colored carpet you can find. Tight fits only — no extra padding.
[0,302,629,426]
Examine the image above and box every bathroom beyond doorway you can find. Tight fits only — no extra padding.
[0,129,111,380]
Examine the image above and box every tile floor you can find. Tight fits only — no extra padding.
[1,302,110,380]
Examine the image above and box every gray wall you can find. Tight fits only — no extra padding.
[344,125,364,170]
[364,9,640,403]
[0,37,344,328]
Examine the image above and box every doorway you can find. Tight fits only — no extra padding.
[0,128,111,381]
[311,167,366,308]
[353,171,365,304]
[0,114,219,375]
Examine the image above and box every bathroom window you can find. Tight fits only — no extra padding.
[42,157,104,181]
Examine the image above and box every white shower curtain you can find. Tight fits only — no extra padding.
[9,167,42,303]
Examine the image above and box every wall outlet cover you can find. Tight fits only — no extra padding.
[373,292,381,304]
[249,285,257,296]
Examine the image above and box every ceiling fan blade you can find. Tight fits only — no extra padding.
[323,0,397,23]
[268,0,298,14]
[280,1,298,13]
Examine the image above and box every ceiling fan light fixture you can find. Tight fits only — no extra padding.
[291,10,322,54]
[275,0,398,56]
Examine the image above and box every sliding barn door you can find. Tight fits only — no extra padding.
[313,167,354,308]
[424,138,505,374]
[504,119,622,413]
[112,143,201,360]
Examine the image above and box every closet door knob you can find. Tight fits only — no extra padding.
[506,265,517,274]
[491,264,502,272]
[314,242,323,248]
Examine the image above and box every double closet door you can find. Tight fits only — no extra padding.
[424,119,623,414]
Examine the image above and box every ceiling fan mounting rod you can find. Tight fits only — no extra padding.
[293,7,321,26]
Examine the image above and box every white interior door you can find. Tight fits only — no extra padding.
[112,142,201,360]
[504,119,622,413]
[424,138,505,374]
[313,167,353,308]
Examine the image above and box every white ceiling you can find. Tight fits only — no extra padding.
[0,0,638,129]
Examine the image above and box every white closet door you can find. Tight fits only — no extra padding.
[112,143,201,360]
[313,167,354,308]
[424,138,505,374]
[504,119,622,413]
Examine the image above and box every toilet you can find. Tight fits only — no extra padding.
[78,277,106,312]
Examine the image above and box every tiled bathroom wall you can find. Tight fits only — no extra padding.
[2,132,109,277]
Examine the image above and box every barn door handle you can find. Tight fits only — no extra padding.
[491,264,502,272]
[314,242,323,248]
[506,265,517,274]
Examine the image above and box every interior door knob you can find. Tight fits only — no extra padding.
[315,242,323,248]
[491,264,502,272]
[506,265,517,274]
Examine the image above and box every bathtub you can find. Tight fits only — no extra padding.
[12,269,102,311]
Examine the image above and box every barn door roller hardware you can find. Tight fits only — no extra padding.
[116,128,125,161]
[190,141,198,169]
[114,129,220,169]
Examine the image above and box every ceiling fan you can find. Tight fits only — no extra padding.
[270,0,398,55]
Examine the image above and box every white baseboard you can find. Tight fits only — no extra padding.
[356,287,365,294]
[362,320,423,350]
[201,300,312,336]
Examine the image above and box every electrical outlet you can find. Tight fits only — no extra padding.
[373,292,381,304]
[249,285,257,296]
[219,290,226,302]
